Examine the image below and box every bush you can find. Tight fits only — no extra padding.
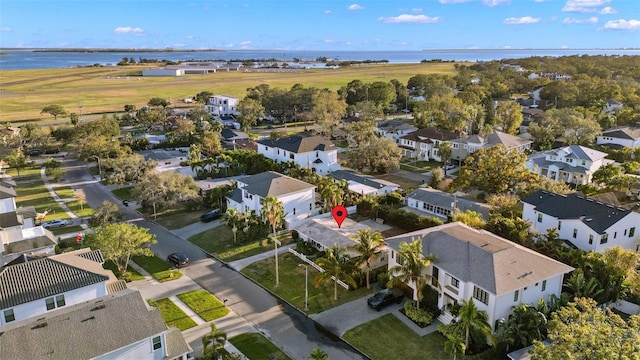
[421,284,441,314]
[378,205,443,231]
[404,300,434,325]
[295,239,317,256]
[356,196,379,218]
[377,271,390,287]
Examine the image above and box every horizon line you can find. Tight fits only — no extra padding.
[1,47,639,52]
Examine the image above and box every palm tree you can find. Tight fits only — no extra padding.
[321,182,344,211]
[349,229,386,289]
[387,237,437,309]
[202,323,227,360]
[456,298,494,352]
[309,348,329,360]
[223,208,241,244]
[438,142,453,175]
[315,244,358,301]
[261,196,285,287]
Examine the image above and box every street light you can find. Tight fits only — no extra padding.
[90,155,102,179]
[149,188,157,220]
[298,264,309,311]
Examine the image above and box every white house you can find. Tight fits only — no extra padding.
[205,95,239,117]
[604,99,624,115]
[0,248,125,326]
[525,145,611,185]
[375,120,418,143]
[0,288,191,360]
[406,188,491,220]
[141,68,184,77]
[596,126,640,151]
[328,170,399,196]
[522,190,640,253]
[397,126,458,161]
[450,131,532,165]
[386,222,574,330]
[226,171,316,227]
[257,135,340,175]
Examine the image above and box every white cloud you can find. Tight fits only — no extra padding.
[378,14,442,23]
[438,0,473,3]
[599,6,616,14]
[0,27,11,32]
[239,41,252,46]
[562,0,610,13]
[347,4,364,10]
[503,16,541,24]
[186,35,194,39]
[563,16,598,24]
[113,26,144,35]
[561,44,570,48]
[412,8,423,13]
[324,39,335,43]
[483,0,511,6]
[603,19,640,30]
[324,9,332,14]
[534,0,552,2]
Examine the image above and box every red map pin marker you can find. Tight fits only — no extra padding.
[332,205,348,228]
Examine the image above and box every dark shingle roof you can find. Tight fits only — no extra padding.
[257,135,336,153]
[0,184,17,199]
[240,171,315,198]
[386,223,573,295]
[522,190,631,233]
[221,128,249,141]
[0,211,23,228]
[0,257,108,309]
[399,126,458,142]
[601,126,640,141]
[329,170,398,191]
[407,188,491,219]
[0,289,190,360]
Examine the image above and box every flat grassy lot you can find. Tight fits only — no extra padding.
[131,255,183,282]
[229,333,292,360]
[241,253,375,314]
[188,225,293,261]
[4,166,42,181]
[110,186,133,201]
[399,160,442,173]
[14,178,70,221]
[343,314,452,360]
[55,186,94,217]
[153,208,207,230]
[176,290,229,322]
[375,173,422,192]
[1,63,459,123]
[150,298,197,331]
[49,224,84,236]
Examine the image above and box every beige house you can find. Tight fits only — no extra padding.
[450,131,532,165]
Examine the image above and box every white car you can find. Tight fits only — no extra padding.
[444,164,456,170]
[42,219,73,229]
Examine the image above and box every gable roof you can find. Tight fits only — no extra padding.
[601,126,640,141]
[329,170,399,192]
[0,183,17,199]
[220,128,250,141]
[0,289,190,360]
[0,249,111,309]
[386,223,573,295]
[399,126,458,142]
[522,190,632,234]
[452,130,532,148]
[555,145,608,161]
[376,120,417,132]
[240,171,315,198]
[407,188,491,219]
[257,135,336,154]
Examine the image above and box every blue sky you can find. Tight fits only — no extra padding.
[1,0,638,50]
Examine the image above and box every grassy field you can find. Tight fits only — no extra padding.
[131,254,183,282]
[229,333,292,360]
[149,298,197,331]
[1,63,459,123]
[176,290,229,322]
[14,178,70,221]
[343,314,453,360]
[241,253,374,314]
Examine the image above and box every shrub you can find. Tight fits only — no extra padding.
[404,300,434,325]
[377,271,390,287]
[421,284,441,314]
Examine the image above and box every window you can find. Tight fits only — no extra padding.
[45,297,55,311]
[558,221,562,230]
[600,233,608,244]
[293,208,296,215]
[45,295,65,311]
[614,232,617,239]
[56,295,65,307]
[289,153,294,160]
[589,235,593,244]
[432,266,439,287]
[513,290,519,302]
[473,286,489,305]
[630,227,636,237]
[542,280,547,291]
[450,277,459,288]
[573,229,577,238]
[537,213,543,223]
[3,309,15,323]
[152,336,162,351]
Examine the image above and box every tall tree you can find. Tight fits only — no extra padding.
[40,104,68,120]
[456,298,494,352]
[438,142,453,174]
[202,323,227,360]
[89,223,156,273]
[388,237,438,309]
[311,89,347,136]
[237,97,264,131]
[349,136,402,174]
[4,148,30,177]
[88,200,123,227]
[133,170,201,212]
[494,101,523,135]
[315,244,358,301]
[261,196,284,287]
[69,112,80,127]
[349,229,386,289]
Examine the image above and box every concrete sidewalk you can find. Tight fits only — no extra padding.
[228,243,295,271]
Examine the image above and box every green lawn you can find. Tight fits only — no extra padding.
[343,314,452,360]
[103,260,145,282]
[49,224,84,236]
[55,186,94,217]
[176,290,229,322]
[150,298,197,331]
[241,253,375,314]
[131,255,183,282]
[153,208,207,230]
[111,186,134,201]
[189,226,294,261]
[399,160,440,173]
[4,165,42,181]
[375,173,422,191]
[14,178,70,222]
[229,333,292,360]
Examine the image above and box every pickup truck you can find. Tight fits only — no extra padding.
[367,288,404,311]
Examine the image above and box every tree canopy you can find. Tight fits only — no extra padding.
[89,223,157,273]
[40,104,68,120]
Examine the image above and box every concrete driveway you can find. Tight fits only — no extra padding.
[173,219,221,240]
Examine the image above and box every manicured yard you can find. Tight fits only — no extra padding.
[153,208,207,230]
[4,166,42,181]
[375,173,421,191]
[131,255,183,282]
[111,186,133,201]
[103,260,145,282]
[229,333,292,360]
[343,314,452,360]
[49,224,84,236]
[399,160,441,173]
[241,253,375,314]
[189,225,294,261]
[14,178,69,221]
[176,290,229,321]
[55,186,94,218]
[149,298,197,331]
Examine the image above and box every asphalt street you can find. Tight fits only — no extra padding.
[62,157,366,360]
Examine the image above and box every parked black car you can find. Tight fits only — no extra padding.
[367,288,404,311]
[201,209,222,222]
[167,253,190,268]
